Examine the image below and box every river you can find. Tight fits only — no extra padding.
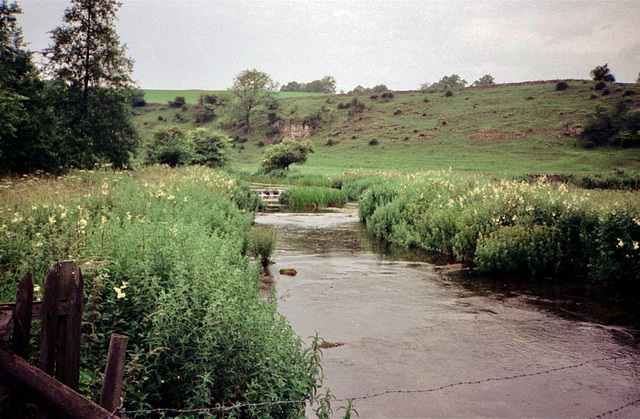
[256,211,640,418]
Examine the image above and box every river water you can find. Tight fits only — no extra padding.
[256,211,640,418]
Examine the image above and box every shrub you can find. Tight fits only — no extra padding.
[245,226,276,267]
[622,90,636,97]
[267,112,279,124]
[594,81,607,90]
[591,64,615,82]
[368,138,379,146]
[381,92,395,100]
[445,90,453,97]
[303,112,322,128]
[261,138,314,171]
[555,81,569,91]
[169,96,186,107]
[188,128,231,168]
[257,140,265,147]
[145,126,192,166]
[194,104,216,123]
[265,126,280,137]
[325,138,335,146]
[393,109,402,115]
[602,88,611,96]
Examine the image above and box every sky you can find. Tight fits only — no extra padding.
[15,0,640,92]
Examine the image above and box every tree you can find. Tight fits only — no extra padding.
[472,74,495,87]
[319,75,336,94]
[419,82,430,92]
[44,0,139,169]
[430,74,467,91]
[0,0,62,174]
[261,138,314,171]
[230,69,277,133]
[590,64,615,83]
[280,81,302,92]
[371,84,389,93]
[188,128,231,168]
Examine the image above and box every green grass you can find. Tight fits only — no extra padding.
[143,89,322,104]
[136,81,640,175]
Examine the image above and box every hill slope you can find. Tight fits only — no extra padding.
[137,81,640,175]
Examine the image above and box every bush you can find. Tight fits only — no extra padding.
[169,96,186,107]
[145,126,192,167]
[194,104,216,123]
[325,138,335,146]
[602,88,611,96]
[267,112,279,124]
[265,126,280,137]
[555,81,569,91]
[261,138,314,171]
[368,138,379,146]
[188,128,231,168]
[245,226,276,267]
[594,81,607,90]
[445,90,453,97]
[591,64,615,82]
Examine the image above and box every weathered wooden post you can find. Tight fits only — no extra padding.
[100,333,129,414]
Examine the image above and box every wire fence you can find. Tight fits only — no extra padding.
[116,355,640,418]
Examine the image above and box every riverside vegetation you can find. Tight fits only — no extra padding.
[0,166,330,417]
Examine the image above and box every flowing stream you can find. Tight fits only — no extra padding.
[256,211,640,418]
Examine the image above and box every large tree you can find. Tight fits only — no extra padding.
[230,69,277,133]
[0,0,61,174]
[44,0,139,169]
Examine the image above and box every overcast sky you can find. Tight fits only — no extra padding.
[15,0,640,91]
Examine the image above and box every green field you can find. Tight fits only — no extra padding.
[137,81,640,175]
[144,89,321,104]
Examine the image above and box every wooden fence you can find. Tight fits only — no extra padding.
[0,261,128,419]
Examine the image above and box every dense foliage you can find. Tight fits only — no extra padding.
[579,101,640,148]
[230,69,278,133]
[0,0,139,174]
[353,172,640,290]
[260,138,314,172]
[0,166,322,417]
[281,76,336,94]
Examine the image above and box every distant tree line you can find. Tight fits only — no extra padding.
[280,76,336,94]
[0,0,139,175]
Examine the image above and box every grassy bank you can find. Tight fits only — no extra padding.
[0,166,321,416]
[352,171,639,289]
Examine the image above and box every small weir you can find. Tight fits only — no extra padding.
[257,212,640,418]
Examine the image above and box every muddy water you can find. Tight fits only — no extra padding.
[256,212,640,418]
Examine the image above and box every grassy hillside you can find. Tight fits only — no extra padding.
[136,81,640,175]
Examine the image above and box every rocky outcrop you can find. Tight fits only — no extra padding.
[278,121,312,139]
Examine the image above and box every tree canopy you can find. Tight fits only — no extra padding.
[261,138,314,171]
[280,76,336,94]
[472,74,495,87]
[230,69,278,133]
[0,0,62,174]
[43,0,139,169]
[429,74,468,91]
[590,64,615,83]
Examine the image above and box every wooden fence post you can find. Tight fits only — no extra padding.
[9,272,33,419]
[100,333,129,413]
